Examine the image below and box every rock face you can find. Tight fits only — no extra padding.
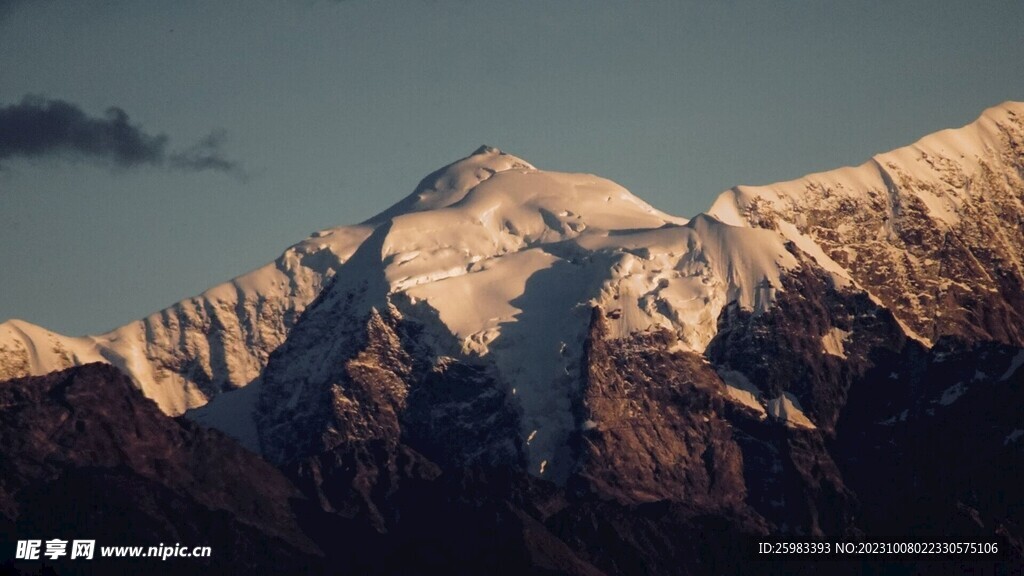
[835,340,1024,555]
[572,309,749,508]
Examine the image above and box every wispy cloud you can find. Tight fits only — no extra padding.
[169,130,242,175]
[0,96,242,177]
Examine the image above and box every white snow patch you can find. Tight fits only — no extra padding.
[1001,350,1024,381]
[821,327,851,359]
[716,368,766,418]
[1005,429,1024,446]
[938,382,968,406]
[186,381,261,452]
[879,409,910,426]
[766,392,817,429]
[774,221,853,289]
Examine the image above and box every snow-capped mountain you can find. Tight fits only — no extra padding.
[2,104,1023,574]
[1,103,1021,438]
[254,146,807,480]
[243,105,1023,554]
[0,145,797,420]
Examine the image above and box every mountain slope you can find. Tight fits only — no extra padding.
[0,364,322,573]
[0,225,368,414]
[709,101,1024,346]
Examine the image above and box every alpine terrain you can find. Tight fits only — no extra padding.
[3,102,1024,575]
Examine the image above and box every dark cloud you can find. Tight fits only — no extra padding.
[0,97,166,167]
[0,96,242,177]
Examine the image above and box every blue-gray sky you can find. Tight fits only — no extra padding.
[1,0,1022,336]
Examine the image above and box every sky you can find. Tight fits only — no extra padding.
[1,0,1022,336]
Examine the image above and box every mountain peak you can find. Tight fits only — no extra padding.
[366,146,537,222]
[471,144,503,155]
[984,99,1024,119]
